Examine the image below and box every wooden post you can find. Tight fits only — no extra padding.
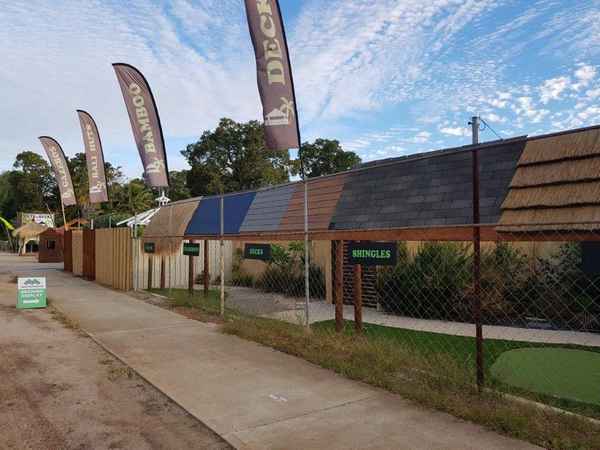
[188,240,195,296]
[353,263,363,333]
[204,240,209,297]
[160,256,166,289]
[148,256,153,290]
[335,240,344,332]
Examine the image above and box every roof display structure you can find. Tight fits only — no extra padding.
[499,125,600,231]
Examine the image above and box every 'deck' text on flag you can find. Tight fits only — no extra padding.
[113,63,170,187]
[77,110,109,203]
[244,0,300,151]
[38,136,77,207]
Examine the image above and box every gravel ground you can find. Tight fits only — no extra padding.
[0,274,231,450]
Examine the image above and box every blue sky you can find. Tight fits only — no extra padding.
[1,0,600,179]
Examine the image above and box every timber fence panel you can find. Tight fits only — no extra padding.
[82,229,95,280]
[63,230,73,272]
[71,230,83,276]
[95,229,114,287]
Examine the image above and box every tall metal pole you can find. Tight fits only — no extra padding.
[220,194,225,316]
[470,116,484,390]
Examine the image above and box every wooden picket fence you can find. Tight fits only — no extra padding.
[94,228,133,290]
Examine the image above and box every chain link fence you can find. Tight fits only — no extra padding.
[135,222,600,418]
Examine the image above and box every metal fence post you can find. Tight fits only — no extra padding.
[188,240,195,296]
[304,179,310,329]
[353,263,363,333]
[335,240,344,332]
[220,195,225,316]
[204,239,210,297]
[471,116,484,390]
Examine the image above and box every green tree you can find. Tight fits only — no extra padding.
[10,151,57,213]
[167,170,191,201]
[298,139,361,178]
[182,118,293,196]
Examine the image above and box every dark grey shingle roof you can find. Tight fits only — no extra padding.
[330,139,526,230]
[239,184,296,232]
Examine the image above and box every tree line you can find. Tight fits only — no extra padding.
[0,118,360,227]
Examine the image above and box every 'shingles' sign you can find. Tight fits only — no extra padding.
[348,242,397,266]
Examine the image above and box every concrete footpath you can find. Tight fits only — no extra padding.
[4,255,538,450]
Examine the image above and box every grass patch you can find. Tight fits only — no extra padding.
[314,320,600,418]
[222,315,600,450]
[143,289,600,448]
[147,288,228,323]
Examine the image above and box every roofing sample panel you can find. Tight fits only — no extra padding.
[279,175,347,232]
[143,199,200,254]
[499,127,600,231]
[185,192,256,235]
[331,140,525,230]
[239,184,296,232]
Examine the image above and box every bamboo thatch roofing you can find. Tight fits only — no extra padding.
[498,126,600,231]
[142,198,200,255]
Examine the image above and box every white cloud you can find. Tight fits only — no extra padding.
[539,76,570,103]
[440,126,469,137]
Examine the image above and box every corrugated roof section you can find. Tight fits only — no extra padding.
[331,139,525,230]
[185,192,256,236]
[239,184,296,233]
[499,126,600,231]
[279,175,348,232]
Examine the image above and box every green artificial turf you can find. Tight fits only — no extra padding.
[491,348,600,406]
[313,320,600,413]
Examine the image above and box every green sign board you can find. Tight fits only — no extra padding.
[183,243,200,256]
[244,243,271,261]
[348,241,397,266]
[144,242,155,254]
[17,277,47,309]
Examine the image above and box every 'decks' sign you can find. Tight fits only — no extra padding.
[348,242,397,266]
[183,243,200,256]
[244,243,271,261]
[17,277,47,309]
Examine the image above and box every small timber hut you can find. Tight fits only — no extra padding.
[38,228,64,263]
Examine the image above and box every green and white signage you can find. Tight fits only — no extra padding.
[348,242,397,266]
[17,277,47,309]
[183,242,200,256]
[244,243,271,261]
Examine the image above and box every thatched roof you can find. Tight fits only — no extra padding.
[498,126,600,231]
[142,198,200,255]
[12,222,48,240]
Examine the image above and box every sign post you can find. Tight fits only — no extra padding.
[184,241,200,296]
[144,242,155,290]
[347,242,397,333]
[17,277,47,309]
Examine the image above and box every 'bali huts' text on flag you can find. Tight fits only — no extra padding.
[77,110,109,203]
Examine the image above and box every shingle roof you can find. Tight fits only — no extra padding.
[239,184,296,232]
[185,192,256,235]
[330,138,526,230]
